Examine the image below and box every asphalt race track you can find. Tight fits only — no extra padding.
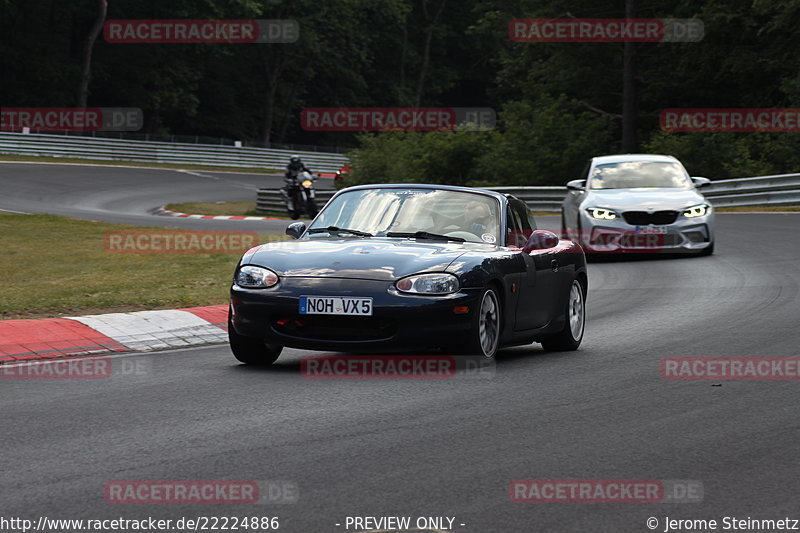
[0,162,329,231]
[2,163,800,532]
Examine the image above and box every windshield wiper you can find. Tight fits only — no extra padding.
[386,231,465,243]
[307,226,373,237]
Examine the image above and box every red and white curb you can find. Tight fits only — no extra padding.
[152,206,281,221]
[0,305,228,363]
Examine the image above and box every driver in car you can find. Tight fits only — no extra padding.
[427,200,497,241]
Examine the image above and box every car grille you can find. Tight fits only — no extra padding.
[272,315,396,341]
[622,211,679,225]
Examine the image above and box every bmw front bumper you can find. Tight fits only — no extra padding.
[576,210,714,254]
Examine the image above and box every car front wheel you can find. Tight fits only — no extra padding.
[541,279,585,351]
[699,242,714,256]
[463,288,501,359]
[228,316,283,365]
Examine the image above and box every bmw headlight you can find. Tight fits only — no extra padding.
[396,273,459,295]
[683,204,710,218]
[235,265,279,288]
[587,208,617,220]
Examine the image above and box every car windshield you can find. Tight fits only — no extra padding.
[589,161,692,189]
[307,188,501,244]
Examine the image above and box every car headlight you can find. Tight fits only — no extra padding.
[683,204,710,218]
[587,208,617,220]
[396,273,459,295]
[235,265,279,288]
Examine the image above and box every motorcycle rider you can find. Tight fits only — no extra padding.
[284,156,312,183]
[282,156,317,219]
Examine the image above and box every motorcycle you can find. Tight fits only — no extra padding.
[281,170,318,220]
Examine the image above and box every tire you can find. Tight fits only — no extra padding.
[289,191,303,220]
[541,278,585,352]
[228,316,282,365]
[306,198,318,218]
[461,288,501,359]
[560,212,567,239]
[699,242,714,256]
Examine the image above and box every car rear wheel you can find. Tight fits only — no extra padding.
[228,316,283,365]
[462,288,501,359]
[541,279,585,352]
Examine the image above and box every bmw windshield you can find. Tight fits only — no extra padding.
[589,161,693,189]
[307,188,501,244]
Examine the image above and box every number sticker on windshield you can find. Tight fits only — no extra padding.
[482,233,496,243]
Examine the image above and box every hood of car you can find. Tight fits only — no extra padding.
[583,188,705,211]
[242,238,482,281]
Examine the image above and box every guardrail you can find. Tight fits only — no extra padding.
[701,173,800,207]
[256,174,800,216]
[2,132,792,211]
[0,132,350,172]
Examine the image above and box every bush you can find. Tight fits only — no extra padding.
[346,95,615,187]
[474,97,614,186]
[346,129,490,187]
[644,131,800,179]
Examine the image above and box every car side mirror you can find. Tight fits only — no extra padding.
[523,230,559,253]
[691,177,711,188]
[285,222,307,239]
[567,179,586,191]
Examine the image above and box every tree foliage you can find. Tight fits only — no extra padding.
[2,0,800,181]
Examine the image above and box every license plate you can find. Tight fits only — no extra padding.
[636,226,667,235]
[299,296,373,316]
[635,225,668,234]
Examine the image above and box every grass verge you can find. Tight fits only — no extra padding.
[0,154,282,174]
[0,213,286,320]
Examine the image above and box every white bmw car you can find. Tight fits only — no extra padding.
[561,154,714,255]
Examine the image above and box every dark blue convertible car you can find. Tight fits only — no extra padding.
[228,184,587,364]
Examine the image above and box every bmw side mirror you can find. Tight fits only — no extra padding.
[566,179,586,191]
[691,177,711,188]
[285,222,307,239]
[523,230,559,253]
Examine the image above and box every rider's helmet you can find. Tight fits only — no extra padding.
[289,155,301,165]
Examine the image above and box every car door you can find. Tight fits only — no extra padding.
[508,198,561,331]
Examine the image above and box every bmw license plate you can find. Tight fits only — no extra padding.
[635,225,667,234]
[299,296,373,316]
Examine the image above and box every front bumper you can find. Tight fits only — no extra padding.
[576,210,714,254]
[230,277,482,351]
